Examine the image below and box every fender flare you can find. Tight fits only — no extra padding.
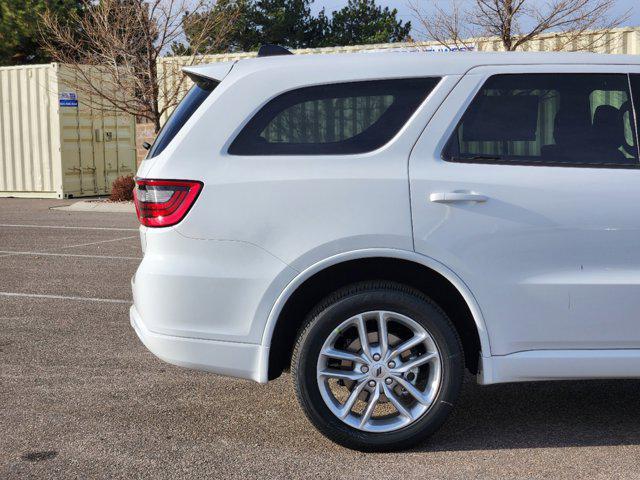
[257,248,492,382]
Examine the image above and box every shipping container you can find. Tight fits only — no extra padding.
[158,26,640,123]
[0,63,136,198]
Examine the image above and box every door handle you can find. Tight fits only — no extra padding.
[429,192,488,203]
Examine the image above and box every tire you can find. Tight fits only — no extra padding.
[291,281,464,452]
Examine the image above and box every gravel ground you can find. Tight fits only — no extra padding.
[1,197,640,479]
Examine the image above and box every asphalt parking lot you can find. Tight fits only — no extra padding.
[2,197,640,479]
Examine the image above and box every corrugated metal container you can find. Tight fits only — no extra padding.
[476,26,640,53]
[158,26,640,123]
[0,63,137,198]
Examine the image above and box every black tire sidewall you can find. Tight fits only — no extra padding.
[294,287,464,451]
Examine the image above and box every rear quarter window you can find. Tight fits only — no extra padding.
[229,78,440,155]
[147,77,219,159]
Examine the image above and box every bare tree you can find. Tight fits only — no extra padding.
[410,0,475,50]
[40,0,238,132]
[408,0,628,52]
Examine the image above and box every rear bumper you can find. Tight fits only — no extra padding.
[129,227,295,383]
[130,304,268,383]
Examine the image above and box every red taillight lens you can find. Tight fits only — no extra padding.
[133,179,203,228]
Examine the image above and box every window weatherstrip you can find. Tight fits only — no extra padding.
[627,74,640,162]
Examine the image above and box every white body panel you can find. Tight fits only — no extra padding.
[410,64,640,356]
[131,52,640,384]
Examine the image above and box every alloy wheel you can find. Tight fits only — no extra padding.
[316,310,442,433]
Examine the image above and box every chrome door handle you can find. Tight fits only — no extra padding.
[429,192,488,203]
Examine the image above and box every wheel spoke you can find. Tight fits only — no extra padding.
[383,383,412,419]
[355,315,372,359]
[338,381,366,418]
[388,333,426,359]
[393,375,431,406]
[321,348,364,364]
[377,311,388,356]
[359,385,380,428]
[318,369,365,382]
[393,351,438,373]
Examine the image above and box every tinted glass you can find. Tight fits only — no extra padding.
[229,78,440,155]
[444,74,639,167]
[148,78,218,159]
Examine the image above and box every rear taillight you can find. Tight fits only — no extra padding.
[133,179,203,228]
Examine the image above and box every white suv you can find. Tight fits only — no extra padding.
[131,49,640,451]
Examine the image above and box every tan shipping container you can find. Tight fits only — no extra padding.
[0,63,137,198]
[158,26,640,123]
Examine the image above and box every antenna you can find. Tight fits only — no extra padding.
[257,44,293,57]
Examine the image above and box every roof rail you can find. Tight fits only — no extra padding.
[257,44,293,57]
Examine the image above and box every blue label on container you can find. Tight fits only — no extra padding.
[59,92,78,107]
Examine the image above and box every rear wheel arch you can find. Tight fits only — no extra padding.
[263,250,490,380]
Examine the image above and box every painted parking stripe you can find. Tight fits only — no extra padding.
[0,223,138,232]
[0,292,130,304]
[0,235,139,259]
[0,250,141,260]
[55,235,138,250]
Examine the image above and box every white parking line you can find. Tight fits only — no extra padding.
[0,292,131,304]
[0,235,139,259]
[55,235,138,250]
[0,223,138,232]
[0,250,141,260]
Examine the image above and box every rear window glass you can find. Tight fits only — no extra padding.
[229,78,440,155]
[147,78,218,159]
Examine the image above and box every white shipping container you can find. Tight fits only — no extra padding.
[0,63,136,198]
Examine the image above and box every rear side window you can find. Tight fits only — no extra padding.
[148,77,219,159]
[229,78,440,155]
[443,74,639,167]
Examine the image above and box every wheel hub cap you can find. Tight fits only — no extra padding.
[372,364,386,378]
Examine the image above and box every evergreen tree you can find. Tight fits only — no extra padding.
[179,0,410,54]
[0,0,83,65]
[246,0,324,49]
[176,0,252,54]
[320,0,411,47]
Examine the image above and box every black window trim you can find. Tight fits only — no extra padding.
[628,73,640,161]
[147,75,219,159]
[227,77,442,156]
[442,72,640,170]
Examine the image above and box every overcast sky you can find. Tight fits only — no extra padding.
[312,0,640,38]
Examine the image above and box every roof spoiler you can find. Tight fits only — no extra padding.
[182,62,236,82]
[257,44,293,57]
[180,44,291,81]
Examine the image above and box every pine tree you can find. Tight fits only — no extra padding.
[0,0,83,65]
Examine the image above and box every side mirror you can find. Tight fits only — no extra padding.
[142,141,151,150]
